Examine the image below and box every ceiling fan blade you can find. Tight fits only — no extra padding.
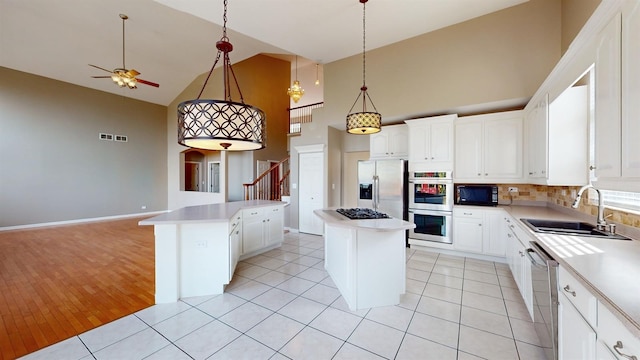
[88,64,114,73]
[136,78,160,88]
[127,69,141,77]
[91,76,112,79]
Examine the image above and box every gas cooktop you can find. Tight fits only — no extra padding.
[336,208,390,220]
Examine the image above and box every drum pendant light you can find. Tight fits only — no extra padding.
[177,0,266,151]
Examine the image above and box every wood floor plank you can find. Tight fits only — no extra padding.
[0,217,155,359]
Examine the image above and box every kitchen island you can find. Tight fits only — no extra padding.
[314,209,416,311]
[140,200,284,303]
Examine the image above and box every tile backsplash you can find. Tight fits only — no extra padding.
[498,184,640,229]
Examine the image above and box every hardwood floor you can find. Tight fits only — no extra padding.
[0,218,155,360]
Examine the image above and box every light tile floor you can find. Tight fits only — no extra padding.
[20,232,547,360]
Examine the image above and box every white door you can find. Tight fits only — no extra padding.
[299,151,324,235]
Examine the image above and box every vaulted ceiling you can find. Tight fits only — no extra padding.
[0,0,528,106]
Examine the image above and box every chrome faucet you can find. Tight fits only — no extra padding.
[572,184,607,230]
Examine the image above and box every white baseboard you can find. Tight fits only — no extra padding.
[0,210,169,232]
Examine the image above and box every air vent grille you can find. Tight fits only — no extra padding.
[99,133,113,141]
[115,135,128,142]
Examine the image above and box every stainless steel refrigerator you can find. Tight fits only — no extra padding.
[357,159,408,220]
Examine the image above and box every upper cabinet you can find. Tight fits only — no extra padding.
[405,114,456,171]
[594,1,640,191]
[455,111,524,183]
[526,86,589,186]
[369,124,408,160]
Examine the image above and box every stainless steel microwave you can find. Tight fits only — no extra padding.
[454,184,498,206]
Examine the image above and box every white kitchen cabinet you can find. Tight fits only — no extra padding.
[242,207,266,254]
[452,207,506,256]
[453,208,484,253]
[369,124,408,159]
[228,212,242,281]
[405,115,455,171]
[526,86,589,186]
[593,4,640,191]
[559,292,596,360]
[241,205,284,256]
[594,12,622,180]
[621,0,640,179]
[526,95,549,180]
[597,301,640,360]
[504,215,533,319]
[455,111,524,183]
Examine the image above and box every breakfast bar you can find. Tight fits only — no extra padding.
[314,208,416,311]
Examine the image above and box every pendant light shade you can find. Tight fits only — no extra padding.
[346,0,381,135]
[177,0,266,151]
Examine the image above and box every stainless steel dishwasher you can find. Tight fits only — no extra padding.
[526,241,559,360]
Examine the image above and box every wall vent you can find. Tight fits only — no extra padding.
[115,135,128,142]
[99,133,114,141]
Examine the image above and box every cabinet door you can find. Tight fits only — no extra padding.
[622,1,640,178]
[369,132,389,158]
[559,295,596,360]
[484,117,523,179]
[242,209,265,254]
[408,124,429,163]
[265,206,284,246]
[594,13,622,179]
[526,96,548,180]
[388,126,408,158]
[484,211,506,256]
[430,121,453,164]
[453,212,483,253]
[229,224,241,280]
[455,121,483,179]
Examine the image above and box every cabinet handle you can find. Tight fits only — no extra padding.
[529,172,534,175]
[477,173,481,176]
[463,212,472,215]
[484,173,488,176]
[518,250,524,257]
[590,165,597,170]
[507,233,512,238]
[478,224,482,227]
[563,285,576,297]
[613,341,638,360]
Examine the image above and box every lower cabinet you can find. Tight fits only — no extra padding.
[228,212,242,281]
[504,215,533,319]
[597,300,640,360]
[452,207,506,256]
[559,292,596,360]
[241,205,284,256]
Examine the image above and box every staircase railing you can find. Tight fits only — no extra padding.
[243,156,290,201]
[288,102,323,135]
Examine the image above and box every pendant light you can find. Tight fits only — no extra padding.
[315,64,320,85]
[177,0,266,151]
[287,55,304,103]
[346,0,381,135]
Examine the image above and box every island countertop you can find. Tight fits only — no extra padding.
[139,200,284,225]
[313,208,416,232]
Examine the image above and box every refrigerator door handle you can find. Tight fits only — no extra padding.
[372,175,379,211]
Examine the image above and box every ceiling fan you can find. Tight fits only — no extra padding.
[89,14,159,89]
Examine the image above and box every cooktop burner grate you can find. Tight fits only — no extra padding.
[336,208,390,220]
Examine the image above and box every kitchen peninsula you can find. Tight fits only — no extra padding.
[140,200,285,303]
[314,209,416,311]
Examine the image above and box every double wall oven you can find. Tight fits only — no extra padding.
[408,171,453,245]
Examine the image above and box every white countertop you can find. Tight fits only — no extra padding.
[139,200,285,225]
[314,209,416,232]
[499,205,640,338]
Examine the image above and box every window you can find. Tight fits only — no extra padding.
[601,190,640,213]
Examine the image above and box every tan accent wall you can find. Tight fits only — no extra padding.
[561,0,602,54]
[317,0,561,128]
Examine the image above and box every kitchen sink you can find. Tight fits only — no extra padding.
[520,218,631,240]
